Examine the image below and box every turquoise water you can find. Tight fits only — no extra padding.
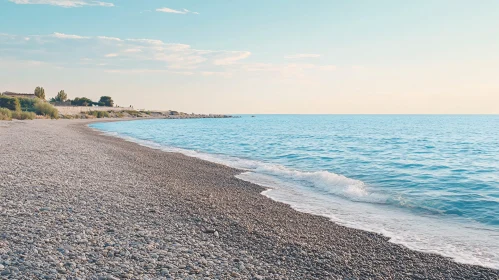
[90,115,499,268]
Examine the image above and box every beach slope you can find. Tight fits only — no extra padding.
[0,119,498,279]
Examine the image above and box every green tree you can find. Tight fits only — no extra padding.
[98,96,114,107]
[18,97,39,111]
[34,86,45,100]
[54,90,68,102]
[71,97,94,106]
[0,96,20,111]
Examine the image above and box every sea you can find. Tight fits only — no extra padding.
[90,115,499,269]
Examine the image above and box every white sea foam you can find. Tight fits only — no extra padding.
[238,172,499,269]
[92,128,499,269]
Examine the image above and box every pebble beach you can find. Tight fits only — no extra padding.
[1,119,498,279]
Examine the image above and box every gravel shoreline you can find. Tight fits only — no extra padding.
[1,119,498,279]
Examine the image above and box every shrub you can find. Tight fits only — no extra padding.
[123,110,141,117]
[100,111,109,118]
[12,110,36,120]
[34,102,59,119]
[18,97,39,112]
[24,111,36,120]
[0,96,20,111]
[10,110,20,119]
[87,110,109,118]
[0,108,12,120]
[60,114,74,119]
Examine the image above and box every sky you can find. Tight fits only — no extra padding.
[0,0,498,114]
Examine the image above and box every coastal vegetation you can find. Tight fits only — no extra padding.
[0,108,12,120]
[123,110,141,117]
[0,87,120,120]
[98,96,114,107]
[11,110,36,120]
[34,86,45,100]
[69,96,114,107]
[1,87,232,121]
[53,90,68,102]
[34,102,59,119]
[0,96,21,111]
[0,90,58,120]
[18,97,38,112]
[87,110,110,118]
[71,97,94,106]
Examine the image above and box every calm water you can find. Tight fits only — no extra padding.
[90,115,499,268]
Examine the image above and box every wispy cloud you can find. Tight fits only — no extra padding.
[8,0,114,8]
[97,36,122,42]
[285,54,321,59]
[156,7,199,15]
[2,33,251,71]
[126,38,164,45]
[213,51,251,65]
[52,32,89,39]
[184,8,199,15]
[124,48,142,53]
[1,32,334,79]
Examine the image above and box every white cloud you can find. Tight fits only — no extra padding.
[154,52,207,69]
[285,54,321,59]
[8,0,114,7]
[127,38,164,45]
[124,48,142,53]
[2,32,331,79]
[98,36,122,42]
[213,51,251,65]
[52,32,89,39]
[183,8,199,15]
[156,7,199,14]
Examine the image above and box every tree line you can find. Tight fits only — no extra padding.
[34,86,114,107]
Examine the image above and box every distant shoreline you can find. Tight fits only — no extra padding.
[0,119,497,279]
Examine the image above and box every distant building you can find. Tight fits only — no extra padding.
[1,91,37,99]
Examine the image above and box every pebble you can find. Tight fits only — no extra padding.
[0,120,497,279]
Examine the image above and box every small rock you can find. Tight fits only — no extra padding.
[160,268,169,275]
